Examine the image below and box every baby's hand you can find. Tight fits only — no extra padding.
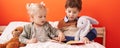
[27,38,38,44]
[52,37,66,42]
[58,32,65,42]
[52,37,59,41]
[49,40,59,43]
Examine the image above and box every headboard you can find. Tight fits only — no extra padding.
[95,27,106,46]
[0,26,6,35]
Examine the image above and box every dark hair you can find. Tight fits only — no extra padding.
[65,0,82,11]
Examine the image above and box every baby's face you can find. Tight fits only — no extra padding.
[65,7,79,21]
[33,9,47,26]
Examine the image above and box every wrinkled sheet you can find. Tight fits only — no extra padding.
[20,41,105,48]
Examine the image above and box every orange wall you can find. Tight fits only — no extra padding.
[0,0,120,48]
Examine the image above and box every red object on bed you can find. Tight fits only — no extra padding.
[94,37,103,45]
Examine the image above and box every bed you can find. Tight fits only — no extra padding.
[0,21,105,48]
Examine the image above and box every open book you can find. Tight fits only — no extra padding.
[66,41,85,45]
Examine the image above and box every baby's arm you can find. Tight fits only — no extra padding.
[26,38,37,44]
[48,24,65,42]
[19,26,29,44]
[19,24,34,44]
[56,30,65,42]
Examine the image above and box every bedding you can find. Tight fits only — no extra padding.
[0,21,105,48]
[20,41,105,48]
[0,21,29,44]
[48,21,59,28]
[0,21,58,44]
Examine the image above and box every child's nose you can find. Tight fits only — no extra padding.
[70,13,74,16]
[42,17,46,20]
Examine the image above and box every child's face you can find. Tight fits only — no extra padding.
[65,7,79,21]
[32,9,47,26]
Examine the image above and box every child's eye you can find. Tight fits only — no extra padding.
[73,12,77,14]
[44,16,46,18]
[38,16,42,18]
[68,11,71,13]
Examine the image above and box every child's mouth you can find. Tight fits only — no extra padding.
[41,21,45,23]
[70,17,74,19]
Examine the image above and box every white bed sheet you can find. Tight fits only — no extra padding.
[0,21,58,44]
[0,21,105,48]
[20,41,105,48]
[0,21,29,44]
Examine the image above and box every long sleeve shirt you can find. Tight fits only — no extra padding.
[19,22,60,44]
[58,18,97,42]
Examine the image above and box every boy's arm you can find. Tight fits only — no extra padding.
[85,28,97,41]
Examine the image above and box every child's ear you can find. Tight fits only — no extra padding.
[65,10,67,13]
[31,15,34,18]
[26,3,30,10]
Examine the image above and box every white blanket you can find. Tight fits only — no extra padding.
[0,21,29,44]
[0,21,58,44]
[20,42,105,48]
[0,21,105,48]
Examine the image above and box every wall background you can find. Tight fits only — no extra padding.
[0,0,120,48]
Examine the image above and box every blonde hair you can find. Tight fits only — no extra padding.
[26,2,47,16]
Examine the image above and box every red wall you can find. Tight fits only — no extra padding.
[0,0,120,48]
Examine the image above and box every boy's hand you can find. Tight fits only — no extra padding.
[82,37,90,44]
[27,38,38,44]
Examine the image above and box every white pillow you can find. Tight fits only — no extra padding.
[0,21,29,44]
[48,21,59,28]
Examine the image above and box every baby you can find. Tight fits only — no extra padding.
[19,2,64,44]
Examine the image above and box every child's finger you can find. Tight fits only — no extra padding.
[58,36,62,42]
[62,36,65,41]
[84,39,90,44]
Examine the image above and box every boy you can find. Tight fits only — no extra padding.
[58,0,97,44]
